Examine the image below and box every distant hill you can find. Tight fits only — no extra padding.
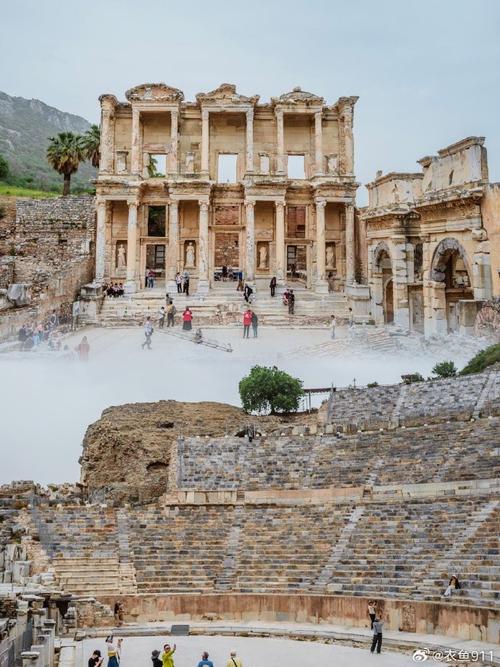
[0,91,97,192]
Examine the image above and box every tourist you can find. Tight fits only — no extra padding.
[72,301,80,331]
[288,289,295,315]
[222,265,228,282]
[226,651,243,667]
[194,328,203,344]
[367,600,376,629]
[243,308,252,338]
[236,277,244,292]
[196,651,213,667]
[158,306,166,329]
[113,601,124,626]
[282,288,290,306]
[269,276,277,297]
[142,317,154,350]
[330,314,336,339]
[49,309,58,330]
[182,307,193,331]
[161,643,176,667]
[175,272,182,293]
[105,636,122,667]
[444,575,461,597]
[183,270,190,296]
[243,283,253,303]
[151,650,162,667]
[251,310,258,338]
[117,283,124,297]
[18,325,28,349]
[348,307,354,327]
[370,617,383,654]
[147,269,156,288]
[167,301,176,327]
[75,336,90,361]
[88,650,103,667]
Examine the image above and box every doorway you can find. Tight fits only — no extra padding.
[286,245,307,284]
[384,278,394,324]
[146,244,166,286]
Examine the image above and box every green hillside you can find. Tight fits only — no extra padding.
[0,91,97,192]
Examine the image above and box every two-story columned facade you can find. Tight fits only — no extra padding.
[95,83,359,294]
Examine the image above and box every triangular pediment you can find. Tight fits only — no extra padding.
[273,87,324,106]
[196,83,259,105]
[125,83,184,103]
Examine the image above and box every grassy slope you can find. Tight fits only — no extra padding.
[0,182,59,198]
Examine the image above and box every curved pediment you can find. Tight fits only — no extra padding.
[196,83,259,106]
[125,83,184,103]
[272,87,324,106]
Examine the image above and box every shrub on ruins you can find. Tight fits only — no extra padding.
[46,132,84,196]
[460,343,500,375]
[432,361,457,378]
[239,365,304,415]
[0,153,9,180]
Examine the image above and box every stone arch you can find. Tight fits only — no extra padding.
[373,241,393,272]
[371,241,394,325]
[430,237,472,284]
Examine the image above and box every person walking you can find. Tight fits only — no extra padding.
[243,283,253,303]
[269,276,277,297]
[370,617,383,654]
[142,317,154,350]
[158,307,166,329]
[183,271,190,296]
[167,301,176,327]
[330,314,336,340]
[196,651,214,667]
[182,307,193,331]
[243,309,252,338]
[288,289,295,315]
[348,306,354,328]
[161,643,176,667]
[251,310,258,338]
[75,336,90,362]
[151,650,162,667]
[226,651,243,667]
[175,272,182,293]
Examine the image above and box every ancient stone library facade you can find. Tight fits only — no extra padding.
[94,82,500,335]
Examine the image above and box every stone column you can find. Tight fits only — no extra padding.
[166,200,179,292]
[245,109,254,173]
[131,107,141,176]
[315,199,328,292]
[197,201,209,293]
[343,105,354,175]
[43,620,56,667]
[95,200,107,284]
[314,111,323,175]
[345,204,355,285]
[201,109,210,176]
[245,200,255,281]
[276,109,285,174]
[125,202,138,293]
[100,99,115,174]
[170,109,178,174]
[275,202,285,284]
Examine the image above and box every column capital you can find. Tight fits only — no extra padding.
[246,108,254,120]
[127,200,139,209]
[244,200,256,209]
[275,108,284,119]
[275,201,285,210]
[97,199,108,211]
[315,110,323,120]
[315,198,327,209]
[199,201,209,213]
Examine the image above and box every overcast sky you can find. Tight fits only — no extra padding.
[1,0,499,203]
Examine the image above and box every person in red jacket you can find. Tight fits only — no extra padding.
[182,307,193,331]
[243,309,253,338]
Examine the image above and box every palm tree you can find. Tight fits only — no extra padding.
[81,124,100,168]
[46,132,83,196]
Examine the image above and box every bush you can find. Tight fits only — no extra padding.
[401,373,424,384]
[239,365,304,415]
[432,361,457,378]
[0,154,9,180]
[367,382,379,388]
[460,344,500,375]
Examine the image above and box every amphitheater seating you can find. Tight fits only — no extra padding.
[328,384,401,429]
[178,417,500,490]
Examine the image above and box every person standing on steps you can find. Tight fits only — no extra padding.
[175,272,182,293]
[269,276,277,297]
[367,600,376,629]
[182,307,193,331]
[226,651,243,667]
[370,616,383,654]
[243,283,253,304]
[161,643,176,667]
[243,308,253,338]
[166,301,176,327]
[142,317,154,350]
[196,651,214,667]
[251,310,259,338]
[330,314,336,340]
[183,270,190,296]
[288,289,295,315]
[158,306,166,329]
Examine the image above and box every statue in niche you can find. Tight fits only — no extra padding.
[185,152,194,172]
[116,243,127,269]
[258,243,268,269]
[326,244,335,270]
[185,242,196,268]
[327,155,339,174]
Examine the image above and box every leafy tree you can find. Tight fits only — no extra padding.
[239,365,304,415]
[81,124,100,168]
[0,154,9,180]
[432,360,457,379]
[460,344,500,375]
[46,132,84,196]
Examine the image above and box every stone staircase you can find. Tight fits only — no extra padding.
[53,556,137,596]
[98,285,348,328]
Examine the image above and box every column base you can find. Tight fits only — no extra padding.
[196,280,210,295]
[314,279,329,294]
[124,280,137,295]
